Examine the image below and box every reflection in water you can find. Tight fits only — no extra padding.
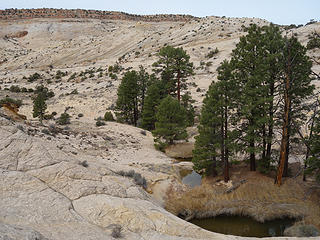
[190,215,294,237]
[180,170,202,187]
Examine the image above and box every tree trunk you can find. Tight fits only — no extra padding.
[250,140,256,171]
[276,47,291,186]
[265,73,275,167]
[224,104,229,182]
[177,70,181,102]
[283,127,290,177]
[262,125,266,160]
[211,156,218,177]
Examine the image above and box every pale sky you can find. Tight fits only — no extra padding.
[0,0,319,25]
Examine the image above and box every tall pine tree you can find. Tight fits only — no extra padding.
[193,60,238,181]
[116,71,140,126]
[152,45,194,101]
[275,36,314,185]
[231,24,268,171]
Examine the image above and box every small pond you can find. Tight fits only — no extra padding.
[176,158,202,188]
[180,169,202,187]
[190,215,295,237]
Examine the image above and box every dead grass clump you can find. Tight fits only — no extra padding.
[165,170,320,228]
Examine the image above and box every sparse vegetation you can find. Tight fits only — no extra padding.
[205,47,219,58]
[56,112,71,125]
[27,72,41,82]
[117,169,147,188]
[0,97,22,107]
[307,32,320,50]
[111,224,122,238]
[96,120,105,126]
[104,111,115,121]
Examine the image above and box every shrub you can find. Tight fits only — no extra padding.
[206,47,219,58]
[17,125,24,132]
[140,130,146,136]
[70,89,78,95]
[111,225,122,238]
[104,111,115,121]
[68,73,77,80]
[109,73,118,80]
[27,73,41,82]
[0,97,22,107]
[133,172,147,188]
[307,32,320,50]
[79,160,88,168]
[117,170,147,189]
[78,113,84,118]
[57,113,71,125]
[41,128,50,135]
[96,120,105,126]
[9,85,21,92]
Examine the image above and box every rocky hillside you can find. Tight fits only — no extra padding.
[0,8,196,22]
[0,10,320,240]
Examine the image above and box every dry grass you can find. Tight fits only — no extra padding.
[165,164,320,228]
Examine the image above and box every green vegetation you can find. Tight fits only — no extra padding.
[27,72,41,82]
[152,96,188,150]
[116,66,151,126]
[32,91,47,123]
[104,111,115,121]
[56,112,71,125]
[152,45,194,101]
[0,97,22,107]
[306,102,320,183]
[205,47,219,58]
[192,24,315,184]
[32,86,55,122]
[307,32,320,50]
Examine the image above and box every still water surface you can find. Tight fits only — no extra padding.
[190,215,294,237]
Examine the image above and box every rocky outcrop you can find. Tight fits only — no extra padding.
[0,8,197,22]
[0,222,48,240]
[0,118,234,240]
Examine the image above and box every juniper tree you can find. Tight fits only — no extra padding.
[152,45,194,101]
[152,96,188,148]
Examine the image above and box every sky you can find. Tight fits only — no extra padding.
[0,0,319,25]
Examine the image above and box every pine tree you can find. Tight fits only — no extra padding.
[152,96,188,147]
[141,80,167,130]
[181,92,195,126]
[116,71,140,126]
[193,60,238,181]
[259,24,285,171]
[152,45,194,101]
[275,36,314,185]
[231,24,269,171]
[33,91,47,123]
[137,65,150,114]
[32,85,54,123]
[306,110,320,183]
